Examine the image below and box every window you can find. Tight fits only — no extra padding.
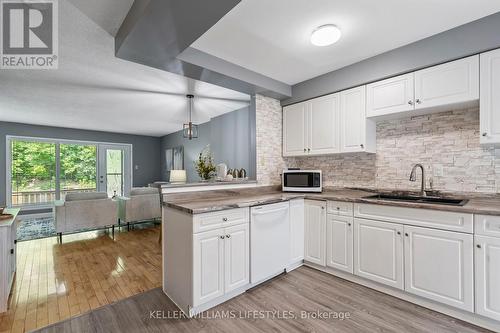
[11,140,56,206]
[7,136,132,208]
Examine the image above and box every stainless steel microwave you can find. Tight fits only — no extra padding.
[282,170,322,193]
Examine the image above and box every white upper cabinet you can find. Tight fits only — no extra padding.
[340,86,376,153]
[283,103,307,156]
[414,55,479,110]
[309,94,341,155]
[480,48,500,145]
[366,73,415,117]
[366,55,479,120]
[404,226,474,312]
[283,94,340,157]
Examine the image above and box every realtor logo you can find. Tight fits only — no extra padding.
[0,0,58,69]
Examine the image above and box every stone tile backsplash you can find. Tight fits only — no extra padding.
[256,94,499,194]
[256,94,292,186]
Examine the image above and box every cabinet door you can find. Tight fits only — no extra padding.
[304,200,326,266]
[309,94,340,155]
[354,218,404,289]
[475,235,500,321]
[366,73,414,117]
[224,224,249,293]
[414,55,479,110]
[326,215,353,273]
[340,86,367,153]
[404,226,473,312]
[283,103,307,156]
[289,199,305,265]
[193,229,225,306]
[480,48,500,144]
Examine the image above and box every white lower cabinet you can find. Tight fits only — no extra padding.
[404,225,474,312]
[224,224,250,293]
[326,215,353,273]
[354,218,404,290]
[289,199,305,265]
[193,223,249,307]
[304,200,326,266]
[193,229,225,306]
[475,235,500,321]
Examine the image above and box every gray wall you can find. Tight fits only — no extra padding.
[283,11,500,106]
[161,105,256,182]
[0,121,162,206]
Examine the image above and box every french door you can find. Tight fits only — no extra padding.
[97,144,132,197]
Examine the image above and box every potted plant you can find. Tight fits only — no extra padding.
[194,145,216,181]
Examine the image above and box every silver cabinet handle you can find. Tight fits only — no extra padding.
[220,235,225,239]
[222,217,228,222]
[336,207,340,210]
[397,231,401,235]
[226,234,231,238]
[321,206,325,210]
[416,99,421,104]
[348,223,352,226]
[477,244,482,249]
[408,100,413,105]
[405,233,409,237]
[307,148,311,152]
[482,133,488,137]
[303,148,307,152]
[360,144,364,149]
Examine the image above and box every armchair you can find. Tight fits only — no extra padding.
[54,192,118,242]
[117,187,161,230]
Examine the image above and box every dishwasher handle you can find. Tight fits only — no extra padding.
[251,207,289,216]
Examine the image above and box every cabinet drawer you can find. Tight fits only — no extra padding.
[194,208,249,233]
[354,204,473,233]
[475,214,500,237]
[327,201,353,216]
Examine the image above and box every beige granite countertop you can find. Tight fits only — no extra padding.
[163,186,500,216]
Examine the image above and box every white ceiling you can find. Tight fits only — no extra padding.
[0,0,250,137]
[192,0,500,85]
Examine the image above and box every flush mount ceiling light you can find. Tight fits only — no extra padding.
[183,94,198,140]
[310,24,341,46]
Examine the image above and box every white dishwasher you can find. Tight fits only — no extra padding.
[250,202,290,285]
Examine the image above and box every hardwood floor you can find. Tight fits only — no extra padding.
[0,225,162,333]
[34,266,490,333]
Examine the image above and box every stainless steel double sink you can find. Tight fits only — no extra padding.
[363,193,469,206]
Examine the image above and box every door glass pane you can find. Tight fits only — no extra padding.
[60,144,97,200]
[106,149,123,197]
[11,140,56,206]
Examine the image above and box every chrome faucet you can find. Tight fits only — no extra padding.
[409,164,426,196]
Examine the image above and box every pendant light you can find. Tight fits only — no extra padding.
[183,94,198,140]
